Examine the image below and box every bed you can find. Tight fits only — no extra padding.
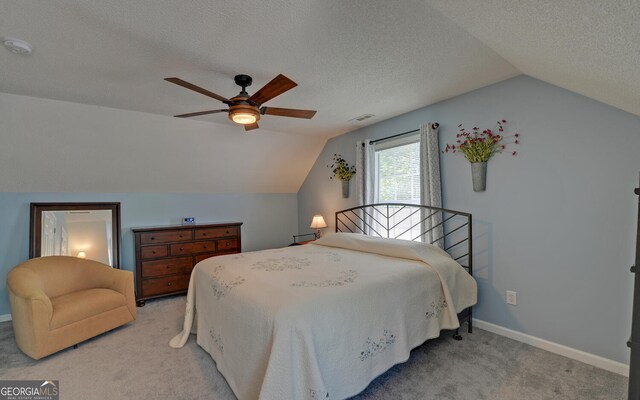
[171,204,476,400]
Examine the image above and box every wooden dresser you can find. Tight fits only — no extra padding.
[132,222,242,306]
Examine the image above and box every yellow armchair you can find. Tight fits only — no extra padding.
[7,256,136,360]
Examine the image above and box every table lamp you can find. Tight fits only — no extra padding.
[310,215,327,238]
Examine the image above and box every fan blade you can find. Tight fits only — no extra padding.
[261,107,316,119]
[249,74,297,105]
[165,77,229,103]
[244,122,259,131]
[174,109,228,118]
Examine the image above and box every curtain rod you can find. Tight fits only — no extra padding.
[368,123,439,145]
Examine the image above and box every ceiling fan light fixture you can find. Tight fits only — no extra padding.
[228,106,260,125]
[166,74,315,130]
[231,112,257,124]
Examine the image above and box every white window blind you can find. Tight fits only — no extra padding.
[374,135,421,205]
[373,134,422,240]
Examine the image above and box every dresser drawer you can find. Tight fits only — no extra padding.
[140,230,194,245]
[142,256,193,278]
[194,252,218,264]
[170,240,216,256]
[217,238,238,253]
[195,226,239,239]
[140,245,168,259]
[142,274,190,297]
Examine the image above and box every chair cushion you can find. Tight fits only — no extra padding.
[50,288,127,330]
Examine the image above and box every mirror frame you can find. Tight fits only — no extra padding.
[29,202,122,269]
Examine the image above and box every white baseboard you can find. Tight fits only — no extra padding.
[0,314,11,322]
[473,319,629,377]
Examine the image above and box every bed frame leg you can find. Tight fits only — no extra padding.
[468,309,473,333]
[453,329,463,341]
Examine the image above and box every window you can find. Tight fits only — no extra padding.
[372,134,422,240]
[374,134,421,204]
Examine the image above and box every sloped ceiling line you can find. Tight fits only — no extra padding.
[425,0,640,117]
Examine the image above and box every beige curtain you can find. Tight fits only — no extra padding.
[420,122,443,247]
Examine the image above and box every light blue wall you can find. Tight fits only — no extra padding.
[0,192,298,316]
[298,75,639,364]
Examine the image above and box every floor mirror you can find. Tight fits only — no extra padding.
[29,202,121,268]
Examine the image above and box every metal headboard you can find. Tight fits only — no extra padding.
[335,203,472,274]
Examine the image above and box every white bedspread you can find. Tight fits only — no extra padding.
[170,233,477,400]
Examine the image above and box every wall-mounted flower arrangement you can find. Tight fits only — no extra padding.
[443,119,520,191]
[327,154,356,198]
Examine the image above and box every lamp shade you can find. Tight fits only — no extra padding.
[310,215,327,229]
[77,251,87,259]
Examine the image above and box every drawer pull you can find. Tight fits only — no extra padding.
[202,233,207,236]
[226,230,229,234]
[152,251,156,254]
[167,282,172,287]
[203,245,208,249]
[166,265,171,269]
[179,248,184,251]
[179,234,183,238]
[150,237,155,241]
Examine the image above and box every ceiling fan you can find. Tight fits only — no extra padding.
[165,74,317,131]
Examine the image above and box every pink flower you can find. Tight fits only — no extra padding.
[445,119,521,161]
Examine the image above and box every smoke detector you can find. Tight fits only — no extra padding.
[2,38,33,55]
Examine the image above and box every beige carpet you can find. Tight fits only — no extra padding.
[0,296,628,400]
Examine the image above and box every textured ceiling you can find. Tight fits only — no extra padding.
[2,1,636,139]
[426,0,640,118]
[0,0,518,138]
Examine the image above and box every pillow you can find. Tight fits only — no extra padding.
[313,232,452,261]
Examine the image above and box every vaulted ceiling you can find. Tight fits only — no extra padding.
[0,1,637,140]
[426,0,640,119]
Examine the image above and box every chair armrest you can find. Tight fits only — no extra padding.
[7,267,54,358]
[111,269,136,319]
[6,268,53,313]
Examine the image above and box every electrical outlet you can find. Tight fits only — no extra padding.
[506,290,517,305]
